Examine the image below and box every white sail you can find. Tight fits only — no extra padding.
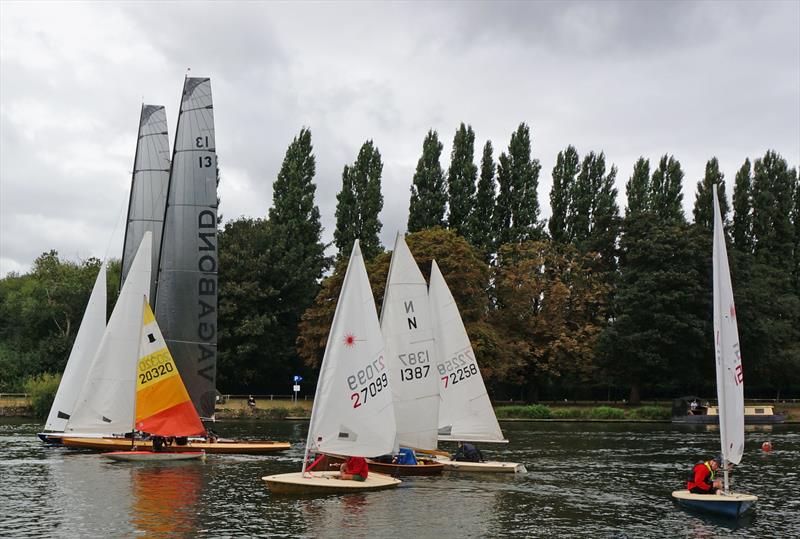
[713,188,745,465]
[65,233,152,435]
[155,77,218,418]
[120,104,170,301]
[381,233,439,450]
[430,260,506,443]
[305,240,397,459]
[44,262,107,432]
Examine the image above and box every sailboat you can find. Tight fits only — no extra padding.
[263,241,402,494]
[671,187,757,517]
[427,260,525,473]
[120,104,170,302]
[37,262,108,443]
[104,300,205,462]
[154,77,219,420]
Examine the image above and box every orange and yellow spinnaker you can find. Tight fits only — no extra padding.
[135,303,205,437]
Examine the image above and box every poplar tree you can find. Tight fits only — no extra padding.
[625,158,651,217]
[650,155,686,224]
[752,150,795,269]
[495,123,543,245]
[549,145,580,244]
[732,159,754,253]
[793,169,800,294]
[408,130,446,232]
[469,140,497,256]
[692,157,729,230]
[447,123,477,234]
[334,140,384,260]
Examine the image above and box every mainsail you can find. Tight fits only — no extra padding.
[155,77,218,418]
[381,233,439,450]
[135,301,205,437]
[712,188,745,465]
[45,262,107,432]
[429,260,506,443]
[304,240,397,464]
[120,104,170,301]
[66,233,152,435]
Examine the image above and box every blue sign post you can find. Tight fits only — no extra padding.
[292,375,302,403]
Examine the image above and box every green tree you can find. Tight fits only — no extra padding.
[334,140,384,260]
[495,123,543,245]
[447,123,477,235]
[408,130,446,232]
[469,140,497,256]
[625,158,651,217]
[752,150,795,270]
[793,168,800,294]
[732,159,754,254]
[650,154,686,224]
[549,145,580,244]
[692,157,729,230]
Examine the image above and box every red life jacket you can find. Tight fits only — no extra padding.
[687,461,716,491]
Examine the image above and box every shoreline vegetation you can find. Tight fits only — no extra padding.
[4,395,798,422]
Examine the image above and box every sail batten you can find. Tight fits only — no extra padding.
[155,77,218,418]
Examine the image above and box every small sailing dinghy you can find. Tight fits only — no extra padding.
[671,187,757,517]
[425,260,525,473]
[104,299,206,462]
[38,262,108,444]
[263,241,401,494]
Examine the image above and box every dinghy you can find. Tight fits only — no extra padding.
[671,187,757,517]
[263,241,401,494]
[425,260,525,473]
[105,450,204,462]
[103,297,209,462]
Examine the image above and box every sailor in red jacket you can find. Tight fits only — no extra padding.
[687,456,723,494]
[339,456,369,482]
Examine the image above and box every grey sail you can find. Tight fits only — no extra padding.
[120,104,170,300]
[155,77,218,418]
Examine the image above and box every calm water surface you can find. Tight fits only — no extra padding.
[1,419,798,538]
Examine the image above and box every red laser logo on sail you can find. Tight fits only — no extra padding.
[343,333,356,347]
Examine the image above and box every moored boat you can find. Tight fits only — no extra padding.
[62,436,290,454]
[105,450,205,462]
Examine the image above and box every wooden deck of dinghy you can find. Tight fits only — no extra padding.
[263,471,401,495]
[61,436,291,454]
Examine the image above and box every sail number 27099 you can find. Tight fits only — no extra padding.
[348,356,389,409]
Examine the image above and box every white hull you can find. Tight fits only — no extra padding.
[435,456,526,473]
[263,471,401,495]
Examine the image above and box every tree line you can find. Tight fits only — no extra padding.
[1,123,798,404]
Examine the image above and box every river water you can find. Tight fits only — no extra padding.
[1,419,798,538]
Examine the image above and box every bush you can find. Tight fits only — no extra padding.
[552,407,587,419]
[495,404,552,419]
[587,406,625,419]
[23,372,61,419]
[627,406,671,420]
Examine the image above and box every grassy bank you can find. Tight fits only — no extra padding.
[494,404,671,421]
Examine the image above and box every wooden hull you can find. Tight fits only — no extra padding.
[104,450,205,462]
[263,471,401,495]
[319,453,444,476]
[61,436,290,454]
[434,456,526,473]
[671,490,757,518]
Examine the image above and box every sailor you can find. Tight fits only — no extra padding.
[687,456,723,494]
[452,441,483,463]
[338,456,369,482]
[247,395,256,408]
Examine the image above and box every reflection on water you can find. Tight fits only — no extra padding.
[1,419,799,538]
[131,462,203,537]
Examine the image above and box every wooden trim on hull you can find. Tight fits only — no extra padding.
[61,436,290,454]
[319,453,445,476]
[671,490,757,518]
[263,471,401,495]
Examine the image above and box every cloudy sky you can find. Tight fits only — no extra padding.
[1,1,798,277]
